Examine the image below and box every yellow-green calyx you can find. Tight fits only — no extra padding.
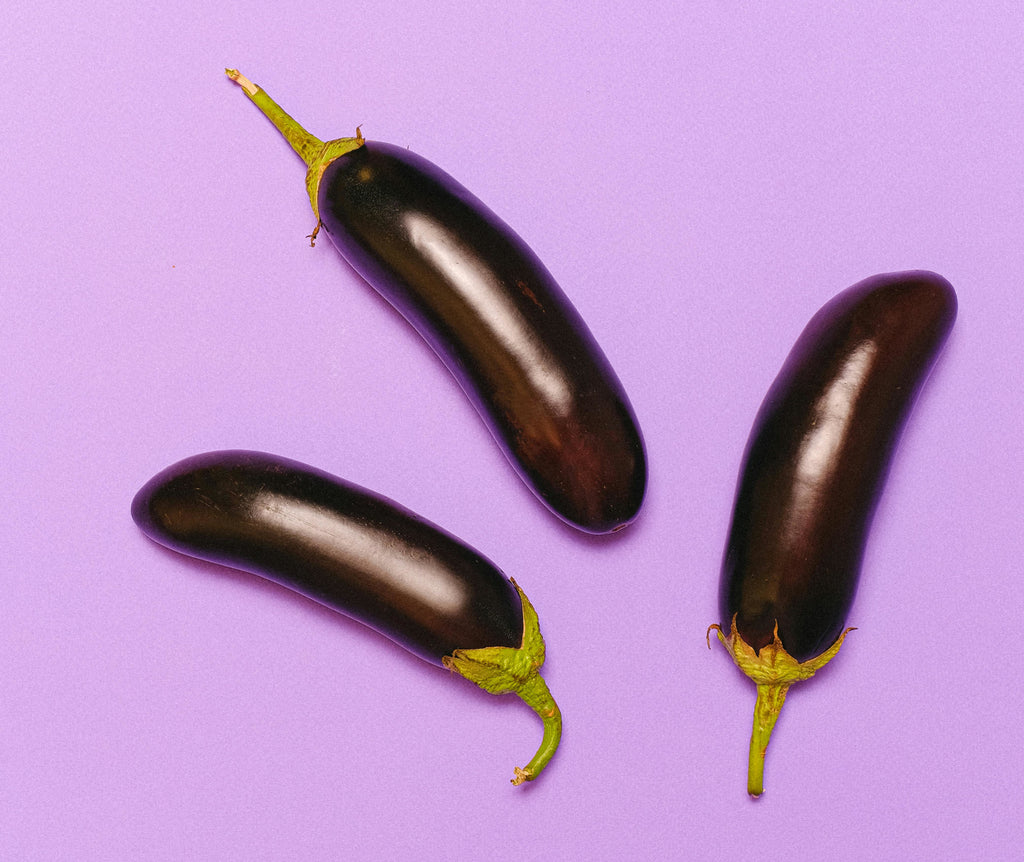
[225,68,365,246]
[707,616,854,798]
[444,579,561,785]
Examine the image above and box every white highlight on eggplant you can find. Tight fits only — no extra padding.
[255,492,467,617]
[786,340,879,539]
[401,210,575,416]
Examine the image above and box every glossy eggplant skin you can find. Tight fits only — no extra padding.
[316,141,647,535]
[720,271,957,662]
[131,450,522,664]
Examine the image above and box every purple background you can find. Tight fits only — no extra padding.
[3,2,1021,858]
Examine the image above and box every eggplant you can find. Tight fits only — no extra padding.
[131,450,561,784]
[708,271,957,797]
[225,69,646,535]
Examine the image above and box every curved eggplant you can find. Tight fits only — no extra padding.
[225,69,646,535]
[132,450,560,784]
[708,270,957,796]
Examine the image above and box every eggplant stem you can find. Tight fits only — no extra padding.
[510,672,562,785]
[709,617,854,796]
[225,68,324,166]
[748,682,790,797]
[225,68,365,241]
[443,580,561,784]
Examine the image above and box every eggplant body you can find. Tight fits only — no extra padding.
[712,271,957,797]
[316,142,646,534]
[132,449,562,783]
[226,70,646,534]
[131,450,522,663]
[721,270,957,661]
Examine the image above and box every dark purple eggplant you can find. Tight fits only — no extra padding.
[708,271,957,797]
[132,450,560,784]
[225,69,646,535]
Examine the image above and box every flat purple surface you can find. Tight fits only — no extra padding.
[2,3,1020,858]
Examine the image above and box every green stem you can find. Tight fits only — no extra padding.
[510,672,562,786]
[225,68,324,166]
[709,618,854,796]
[442,580,562,784]
[224,68,365,243]
[748,682,790,798]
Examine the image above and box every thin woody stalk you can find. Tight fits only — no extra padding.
[225,68,363,241]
